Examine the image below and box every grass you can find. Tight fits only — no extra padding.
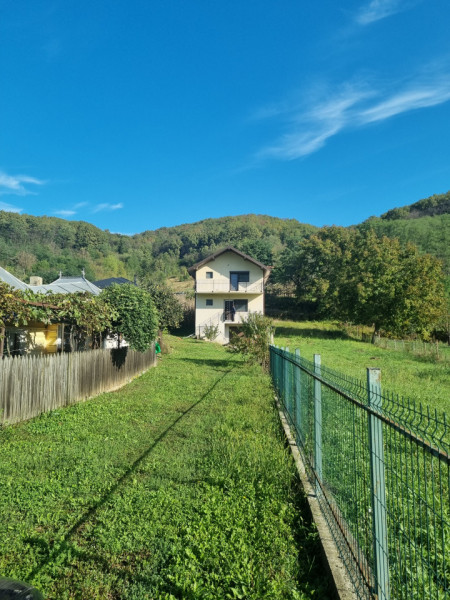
[273,320,449,415]
[272,321,449,598]
[0,336,332,599]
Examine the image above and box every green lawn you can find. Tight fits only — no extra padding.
[0,337,331,600]
[273,320,449,415]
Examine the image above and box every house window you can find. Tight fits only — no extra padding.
[206,271,213,279]
[230,271,249,290]
[206,299,213,306]
[234,299,248,312]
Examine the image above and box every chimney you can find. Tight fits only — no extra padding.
[30,276,43,286]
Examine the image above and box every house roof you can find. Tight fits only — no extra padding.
[31,282,102,295]
[37,275,102,295]
[93,277,135,289]
[0,266,30,291]
[188,246,271,279]
[0,266,101,295]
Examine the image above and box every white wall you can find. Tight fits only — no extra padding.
[194,251,265,344]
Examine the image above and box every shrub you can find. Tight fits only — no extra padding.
[227,312,275,371]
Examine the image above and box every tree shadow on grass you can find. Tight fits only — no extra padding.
[178,357,240,370]
[26,365,236,583]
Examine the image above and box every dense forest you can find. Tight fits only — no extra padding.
[0,213,316,285]
[359,191,450,275]
[0,191,448,287]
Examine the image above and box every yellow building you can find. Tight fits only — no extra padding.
[188,246,271,344]
[4,322,61,356]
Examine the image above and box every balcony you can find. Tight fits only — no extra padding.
[195,280,263,293]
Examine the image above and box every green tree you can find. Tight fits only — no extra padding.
[144,281,184,331]
[101,284,158,352]
[282,227,447,340]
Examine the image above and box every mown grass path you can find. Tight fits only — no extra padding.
[0,337,330,600]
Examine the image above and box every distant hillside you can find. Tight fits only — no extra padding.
[378,190,450,220]
[0,191,448,287]
[360,191,450,275]
[0,212,316,285]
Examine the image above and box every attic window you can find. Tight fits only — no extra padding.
[206,271,213,279]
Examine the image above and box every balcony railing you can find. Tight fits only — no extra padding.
[196,280,263,293]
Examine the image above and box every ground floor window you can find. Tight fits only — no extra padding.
[206,299,213,306]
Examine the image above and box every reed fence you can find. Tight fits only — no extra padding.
[0,345,156,424]
[270,345,449,600]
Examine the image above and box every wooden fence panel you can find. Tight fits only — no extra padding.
[0,345,156,424]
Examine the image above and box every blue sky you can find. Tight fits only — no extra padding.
[1,0,449,234]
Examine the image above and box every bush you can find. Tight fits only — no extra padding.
[227,313,275,371]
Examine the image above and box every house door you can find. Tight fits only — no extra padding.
[224,300,235,321]
[230,273,239,291]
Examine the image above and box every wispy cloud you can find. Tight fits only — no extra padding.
[54,209,76,217]
[256,68,450,161]
[360,80,450,122]
[0,201,23,213]
[93,203,123,213]
[0,171,46,196]
[355,0,410,25]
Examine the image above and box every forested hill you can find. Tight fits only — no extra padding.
[378,190,450,220]
[0,191,449,285]
[360,191,450,274]
[0,212,316,285]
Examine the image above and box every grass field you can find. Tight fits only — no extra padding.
[0,336,331,600]
[273,320,449,415]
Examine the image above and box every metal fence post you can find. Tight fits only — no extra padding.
[294,349,301,442]
[314,354,322,495]
[284,347,290,415]
[367,368,390,600]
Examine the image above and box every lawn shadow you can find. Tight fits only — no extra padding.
[26,364,236,583]
[275,326,352,340]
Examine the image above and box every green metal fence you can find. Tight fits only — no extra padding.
[270,345,449,600]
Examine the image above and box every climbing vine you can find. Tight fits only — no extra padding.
[0,283,114,335]
[0,282,158,353]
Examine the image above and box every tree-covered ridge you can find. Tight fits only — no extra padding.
[0,212,316,285]
[0,190,448,290]
[360,213,450,275]
[377,190,450,220]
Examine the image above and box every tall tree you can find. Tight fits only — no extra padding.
[144,281,183,331]
[101,284,158,352]
[282,227,447,340]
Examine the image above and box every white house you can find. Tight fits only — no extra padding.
[188,246,271,344]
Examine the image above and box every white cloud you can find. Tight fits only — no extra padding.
[0,201,23,213]
[93,203,123,213]
[360,81,450,123]
[257,84,373,160]
[356,0,406,25]
[54,209,76,216]
[0,171,46,196]
[256,69,450,161]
